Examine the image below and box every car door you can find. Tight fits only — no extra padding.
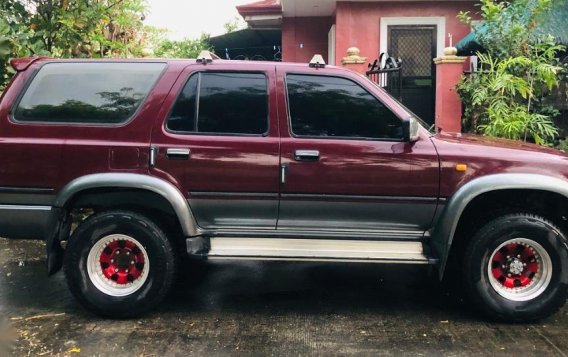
[151,63,280,230]
[276,68,440,237]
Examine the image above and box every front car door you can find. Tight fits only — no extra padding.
[276,67,440,239]
[151,63,280,231]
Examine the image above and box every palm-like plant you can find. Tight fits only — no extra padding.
[459,37,564,144]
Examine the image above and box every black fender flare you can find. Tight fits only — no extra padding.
[46,173,200,274]
[432,173,568,278]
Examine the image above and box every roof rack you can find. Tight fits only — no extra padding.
[309,54,326,69]
[196,50,221,64]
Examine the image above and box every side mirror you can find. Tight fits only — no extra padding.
[402,117,420,142]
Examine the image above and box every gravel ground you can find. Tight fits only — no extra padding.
[0,238,567,356]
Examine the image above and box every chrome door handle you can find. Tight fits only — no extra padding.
[280,164,287,184]
[166,148,191,160]
[294,150,320,162]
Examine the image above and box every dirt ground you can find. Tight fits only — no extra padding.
[1,238,567,356]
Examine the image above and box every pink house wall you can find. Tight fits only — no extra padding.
[335,1,478,65]
[282,17,334,63]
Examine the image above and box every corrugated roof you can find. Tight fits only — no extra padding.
[456,1,568,56]
[209,29,282,61]
[538,3,568,45]
[210,29,281,50]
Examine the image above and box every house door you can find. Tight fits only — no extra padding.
[388,25,437,125]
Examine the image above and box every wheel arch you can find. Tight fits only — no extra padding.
[433,173,568,278]
[46,173,200,275]
[54,173,200,236]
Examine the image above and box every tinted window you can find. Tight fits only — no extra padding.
[286,75,402,139]
[14,62,165,124]
[167,75,198,132]
[167,72,268,135]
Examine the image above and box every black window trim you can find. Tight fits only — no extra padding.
[165,70,271,137]
[9,60,168,127]
[284,72,405,142]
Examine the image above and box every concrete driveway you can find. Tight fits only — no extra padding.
[1,238,567,356]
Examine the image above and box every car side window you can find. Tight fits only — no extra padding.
[14,62,166,124]
[286,74,403,140]
[167,72,268,135]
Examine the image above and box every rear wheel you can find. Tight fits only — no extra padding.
[64,210,176,317]
[463,213,568,322]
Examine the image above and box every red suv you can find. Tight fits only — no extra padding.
[1,53,568,321]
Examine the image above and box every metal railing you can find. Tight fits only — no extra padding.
[366,53,402,101]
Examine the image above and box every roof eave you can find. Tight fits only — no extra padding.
[243,14,283,29]
[236,1,282,17]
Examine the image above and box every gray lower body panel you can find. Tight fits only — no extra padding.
[189,195,278,229]
[0,204,53,239]
[278,196,437,232]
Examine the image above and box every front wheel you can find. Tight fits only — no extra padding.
[64,210,176,317]
[463,213,568,322]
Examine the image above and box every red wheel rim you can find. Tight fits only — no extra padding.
[87,234,150,297]
[490,242,539,289]
[487,238,552,302]
[98,239,146,285]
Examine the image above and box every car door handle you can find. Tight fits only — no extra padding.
[166,148,191,160]
[294,150,320,162]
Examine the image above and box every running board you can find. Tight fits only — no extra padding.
[202,238,433,264]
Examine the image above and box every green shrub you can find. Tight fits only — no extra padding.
[457,0,566,145]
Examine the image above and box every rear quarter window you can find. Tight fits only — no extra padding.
[13,62,166,124]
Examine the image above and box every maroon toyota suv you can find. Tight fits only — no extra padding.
[1,53,568,321]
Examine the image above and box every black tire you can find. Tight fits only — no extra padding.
[463,213,568,322]
[64,210,176,318]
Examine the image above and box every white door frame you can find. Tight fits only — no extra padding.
[328,24,336,66]
[379,17,446,58]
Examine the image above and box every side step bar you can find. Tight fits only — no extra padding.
[202,238,433,264]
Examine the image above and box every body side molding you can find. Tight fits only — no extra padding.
[432,173,568,278]
[54,173,200,236]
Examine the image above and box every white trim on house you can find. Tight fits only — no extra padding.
[328,25,336,65]
[379,17,446,58]
[242,14,283,29]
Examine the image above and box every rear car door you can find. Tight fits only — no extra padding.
[151,63,280,230]
[276,68,440,238]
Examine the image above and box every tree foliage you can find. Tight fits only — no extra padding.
[152,33,211,59]
[0,1,48,88]
[0,0,157,90]
[223,16,246,34]
[0,1,225,91]
[458,0,555,58]
[457,0,566,145]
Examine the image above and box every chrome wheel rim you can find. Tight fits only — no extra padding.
[487,238,552,302]
[86,234,150,297]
